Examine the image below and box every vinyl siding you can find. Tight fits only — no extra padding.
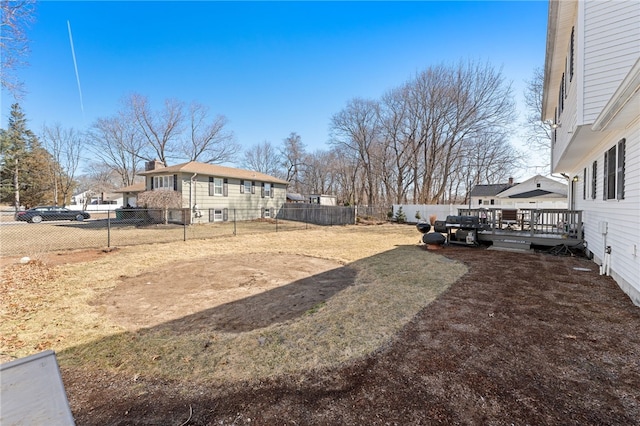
[572,121,640,305]
[582,0,640,123]
[181,174,286,223]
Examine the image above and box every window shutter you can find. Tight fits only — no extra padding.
[570,27,575,82]
[150,177,154,190]
[261,207,265,218]
[209,177,214,196]
[251,181,255,194]
[173,175,178,191]
[240,180,244,193]
[617,139,625,200]
[223,208,228,222]
[270,207,274,218]
[261,182,265,198]
[271,184,275,198]
[583,168,587,200]
[209,209,215,222]
[591,161,597,199]
[223,178,228,197]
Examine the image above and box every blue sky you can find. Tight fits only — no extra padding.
[2,1,549,174]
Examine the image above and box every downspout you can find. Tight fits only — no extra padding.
[190,173,198,223]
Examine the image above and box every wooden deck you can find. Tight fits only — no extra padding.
[454,208,584,250]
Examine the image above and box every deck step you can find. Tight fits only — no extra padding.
[491,239,531,251]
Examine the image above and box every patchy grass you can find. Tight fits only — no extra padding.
[1,224,466,385]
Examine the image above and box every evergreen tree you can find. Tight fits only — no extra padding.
[0,103,54,209]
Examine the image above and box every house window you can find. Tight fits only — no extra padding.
[478,200,482,205]
[604,145,617,200]
[490,199,495,205]
[264,183,271,198]
[239,179,252,193]
[213,177,223,196]
[591,161,597,199]
[263,208,270,218]
[209,209,223,222]
[583,168,587,200]
[153,175,174,190]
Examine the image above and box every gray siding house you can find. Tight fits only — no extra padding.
[138,161,289,224]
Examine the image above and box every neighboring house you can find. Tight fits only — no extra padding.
[469,178,516,207]
[470,175,568,209]
[286,193,306,203]
[137,161,289,224]
[69,190,123,211]
[113,182,146,207]
[309,194,337,206]
[496,175,568,209]
[542,0,640,305]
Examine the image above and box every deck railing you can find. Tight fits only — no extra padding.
[457,208,583,239]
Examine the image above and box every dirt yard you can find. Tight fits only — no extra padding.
[72,248,640,424]
[2,226,639,425]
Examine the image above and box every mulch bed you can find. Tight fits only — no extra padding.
[64,246,640,425]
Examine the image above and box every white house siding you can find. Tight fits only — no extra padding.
[572,121,640,306]
[582,0,640,123]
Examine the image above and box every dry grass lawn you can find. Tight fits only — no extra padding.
[0,224,466,385]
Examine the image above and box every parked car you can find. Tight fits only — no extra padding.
[15,206,91,223]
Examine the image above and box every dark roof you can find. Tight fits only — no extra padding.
[507,189,555,199]
[470,183,514,197]
[286,193,306,201]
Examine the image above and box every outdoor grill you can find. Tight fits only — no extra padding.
[445,215,482,245]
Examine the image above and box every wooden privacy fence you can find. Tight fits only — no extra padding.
[278,204,356,226]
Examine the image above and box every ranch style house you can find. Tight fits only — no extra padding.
[136,161,289,224]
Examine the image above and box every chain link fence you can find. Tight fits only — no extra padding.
[0,205,371,257]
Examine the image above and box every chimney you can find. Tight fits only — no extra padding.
[508,177,514,186]
[145,159,165,171]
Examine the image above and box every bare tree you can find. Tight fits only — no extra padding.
[40,123,83,205]
[379,84,420,204]
[523,67,552,167]
[0,0,36,97]
[75,165,122,209]
[410,61,516,203]
[88,113,144,187]
[281,132,306,194]
[181,102,239,163]
[242,140,283,177]
[302,150,337,196]
[137,190,182,224]
[127,93,184,165]
[330,98,382,206]
[329,145,361,205]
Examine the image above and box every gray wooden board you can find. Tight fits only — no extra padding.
[0,350,75,425]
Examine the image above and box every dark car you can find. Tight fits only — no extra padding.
[15,206,91,223]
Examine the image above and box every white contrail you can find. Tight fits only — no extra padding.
[67,20,84,116]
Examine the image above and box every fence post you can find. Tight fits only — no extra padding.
[183,208,187,241]
[107,209,111,248]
